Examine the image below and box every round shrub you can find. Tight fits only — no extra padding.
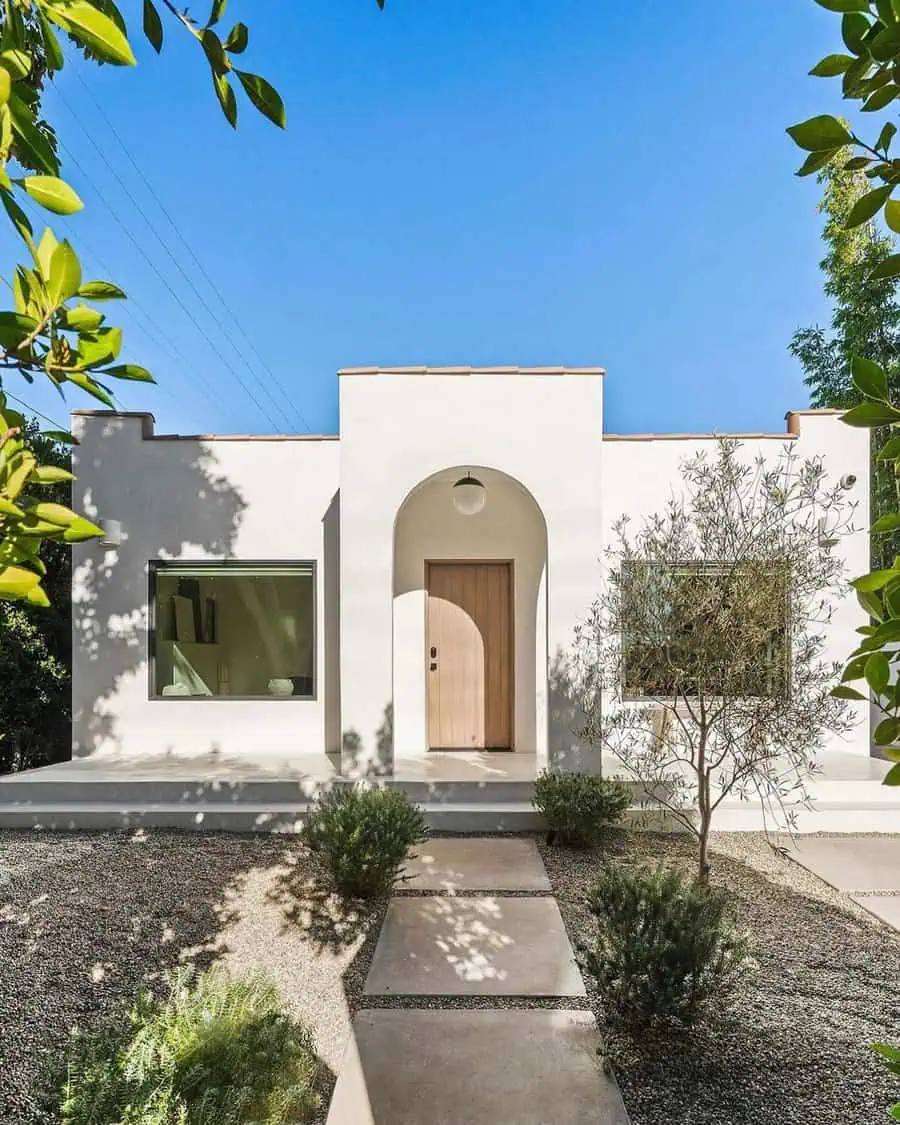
[582,863,752,1029]
[301,785,427,899]
[60,966,320,1125]
[532,770,631,846]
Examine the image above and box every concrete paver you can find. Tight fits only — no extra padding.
[325,1009,630,1125]
[402,837,550,893]
[790,836,900,893]
[850,894,900,928]
[364,894,585,996]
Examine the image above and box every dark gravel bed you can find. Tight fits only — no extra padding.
[540,830,900,1125]
[0,830,384,1125]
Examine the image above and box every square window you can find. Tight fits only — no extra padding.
[150,562,315,699]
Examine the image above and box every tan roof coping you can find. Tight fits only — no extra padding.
[71,409,336,442]
[337,365,606,376]
[785,408,845,436]
[603,432,797,442]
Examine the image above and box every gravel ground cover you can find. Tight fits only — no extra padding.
[540,830,900,1125]
[0,830,384,1125]
[6,827,900,1125]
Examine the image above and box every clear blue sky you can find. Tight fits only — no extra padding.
[2,0,854,436]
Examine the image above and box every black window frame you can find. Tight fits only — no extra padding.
[148,559,318,701]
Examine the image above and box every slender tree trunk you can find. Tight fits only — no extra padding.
[698,807,711,885]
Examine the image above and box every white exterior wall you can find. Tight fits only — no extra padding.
[339,371,605,773]
[600,413,871,756]
[69,383,871,773]
[71,413,341,764]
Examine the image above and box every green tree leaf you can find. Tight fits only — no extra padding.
[62,303,105,331]
[76,326,122,367]
[815,0,872,11]
[201,29,228,75]
[842,400,900,425]
[37,8,66,72]
[859,587,886,619]
[208,0,228,27]
[43,1,136,67]
[8,92,59,175]
[874,513,900,533]
[877,121,898,152]
[796,149,839,176]
[234,69,286,128]
[867,651,892,694]
[878,435,900,459]
[63,372,114,407]
[787,115,854,152]
[863,83,900,110]
[842,11,871,54]
[844,184,892,227]
[223,22,248,53]
[832,684,868,700]
[143,0,163,53]
[851,355,890,399]
[870,252,900,279]
[0,565,40,599]
[853,569,900,592]
[20,175,83,215]
[0,311,39,349]
[76,280,126,301]
[213,71,237,128]
[103,363,154,382]
[30,465,74,484]
[875,715,900,743]
[48,240,82,306]
[810,53,855,76]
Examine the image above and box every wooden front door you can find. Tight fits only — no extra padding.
[426,562,513,750]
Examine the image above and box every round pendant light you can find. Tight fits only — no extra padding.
[452,472,487,516]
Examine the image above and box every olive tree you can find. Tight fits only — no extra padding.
[573,439,855,883]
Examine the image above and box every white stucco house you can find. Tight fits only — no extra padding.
[61,365,873,796]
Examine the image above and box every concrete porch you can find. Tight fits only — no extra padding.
[0,751,541,833]
[0,749,897,833]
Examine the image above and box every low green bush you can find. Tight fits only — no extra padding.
[532,770,631,846]
[60,966,320,1125]
[582,863,752,1029]
[302,785,427,899]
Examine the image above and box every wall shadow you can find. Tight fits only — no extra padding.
[72,421,248,758]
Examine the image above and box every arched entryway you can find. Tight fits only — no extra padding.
[392,466,549,763]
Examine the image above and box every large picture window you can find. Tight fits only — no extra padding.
[150,562,316,699]
[621,560,788,700]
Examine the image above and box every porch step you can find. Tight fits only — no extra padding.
[0,801,544,834]
[0,776,536,808]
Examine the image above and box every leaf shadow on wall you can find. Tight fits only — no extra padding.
[72,425,247,759]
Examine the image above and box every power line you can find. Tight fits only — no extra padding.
[3,391,68,432]
[70,63,313,433]
[13,197,220,433]
[51,81,298,432]
[49,136,285,433]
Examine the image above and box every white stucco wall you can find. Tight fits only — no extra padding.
[600,413,871,756]
[339,370,605,773]
[71,413,341,764]
[70,388,870,773]
[393,468,548,758]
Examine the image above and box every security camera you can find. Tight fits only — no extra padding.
[839,474,857,490]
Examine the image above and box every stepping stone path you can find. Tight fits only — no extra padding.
[327,837,630,1125]
[790,835,900,930]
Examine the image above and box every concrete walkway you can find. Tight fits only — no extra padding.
[327,837,630,1125]
[790,836,900,929]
